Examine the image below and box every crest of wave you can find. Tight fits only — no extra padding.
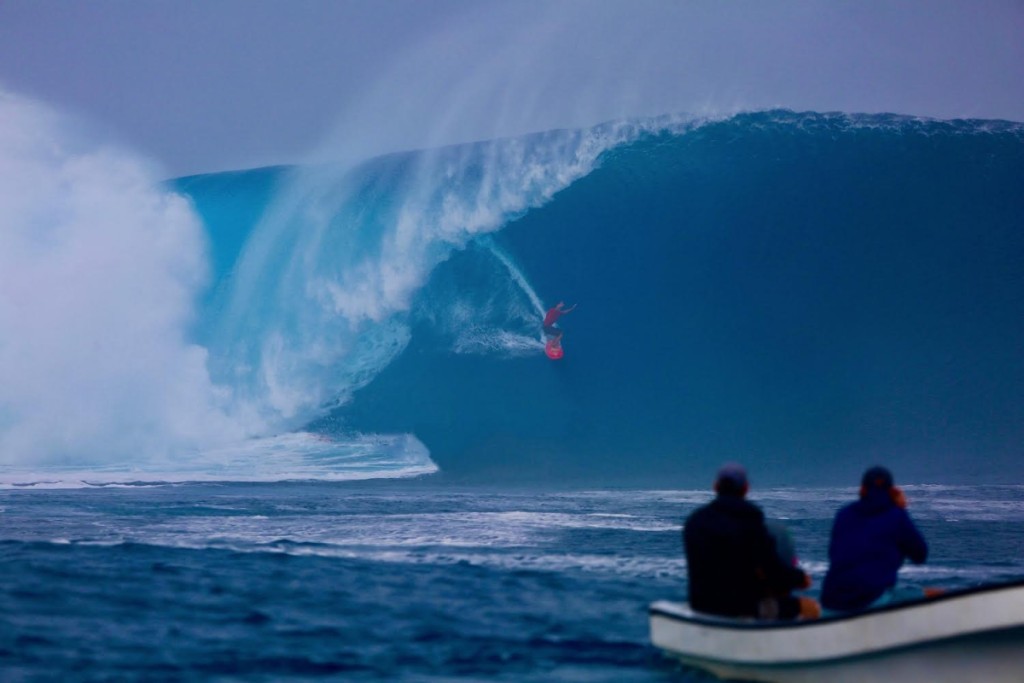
[0,90,256,465]
[208,119,686,431]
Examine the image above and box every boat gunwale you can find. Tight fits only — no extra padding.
[649,576,1024,630]
[657,623,1024,674]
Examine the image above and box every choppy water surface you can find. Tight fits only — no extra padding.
[2,481,1022,681]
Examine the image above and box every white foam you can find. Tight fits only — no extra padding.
[452,329,544,357]
[0,89,257,467]
[0,431,437,487]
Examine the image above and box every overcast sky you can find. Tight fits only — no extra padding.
[2,0,1022,177]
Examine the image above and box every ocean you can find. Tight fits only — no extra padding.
[3,482,1024,681]
[1,108,1023,679]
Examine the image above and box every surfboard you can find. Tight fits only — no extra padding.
[545,339,564,360]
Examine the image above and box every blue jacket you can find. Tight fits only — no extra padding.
[820,490,928,611]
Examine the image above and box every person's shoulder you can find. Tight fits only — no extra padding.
[684,499,723,527]
[736,496,765,517]
[716,495,765,522]
[830,498,862,523]
[837,498,861,513]
[866,501,918,533]
[891,504,921,526]
[685,500,715,520]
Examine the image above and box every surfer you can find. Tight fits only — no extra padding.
[683,463,819,621]
[820,466,929,612]
[542,301,576,341]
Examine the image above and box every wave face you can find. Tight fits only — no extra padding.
[170,110,1024,486]
[189,122,659,428]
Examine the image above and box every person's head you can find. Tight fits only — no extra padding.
[859,465,894,498]
[556,301,565,309]
[714,462,748,497]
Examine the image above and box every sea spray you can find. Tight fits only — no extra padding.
[0,90,255,465]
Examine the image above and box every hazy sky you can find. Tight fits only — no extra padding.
[2,0,1022,177]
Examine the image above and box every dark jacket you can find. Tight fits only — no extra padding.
[683,494,807,617]
[820,490,928,611]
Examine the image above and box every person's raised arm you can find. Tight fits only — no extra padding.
[899,512,929,565]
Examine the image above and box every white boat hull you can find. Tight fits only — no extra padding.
[650,579,1024,682]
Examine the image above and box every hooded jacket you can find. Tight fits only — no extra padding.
[683,494,806,617]
[820,490,928,611]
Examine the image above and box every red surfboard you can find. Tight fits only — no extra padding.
[545,338,564,360]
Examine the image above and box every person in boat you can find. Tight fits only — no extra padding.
[542,301,576,341]
[820,466,929,612]
[683,463,819,620]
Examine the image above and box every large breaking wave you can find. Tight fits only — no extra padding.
[2,93,1023,486]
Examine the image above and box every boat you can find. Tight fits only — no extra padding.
[649,578,1024,682]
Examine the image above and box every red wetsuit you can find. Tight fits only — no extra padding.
[543,307,564,327]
